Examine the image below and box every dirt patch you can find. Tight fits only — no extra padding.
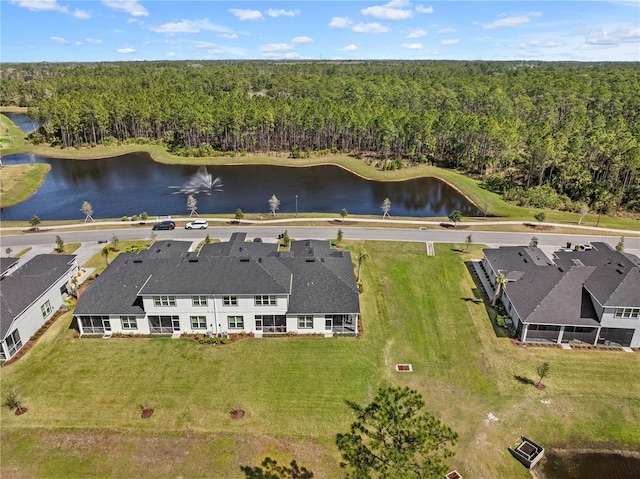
[14,407,28,416]
[141,408,154,419]
[230,409,245,419]
[524,223,554,231]
[330,219,357,225]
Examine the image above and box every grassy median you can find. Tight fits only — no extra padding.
[1,241,638,478]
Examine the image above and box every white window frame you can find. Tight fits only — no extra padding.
[223,295,238,306]
[192,295,208,307]
[121,316,138,330]
[153,295,176,307]
[41,300,52,318]
[190,316,207,329]
[6,329,22,357]
[255,295,276,306]
[298,315,313,329]
[228,316,244,329]
[614,307,640,319]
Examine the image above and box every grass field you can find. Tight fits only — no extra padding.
[1,242,638,478]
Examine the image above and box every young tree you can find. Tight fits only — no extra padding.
[534,211,546,224]
[5,247,12,258]
[336,386,458,479]
[448,210,463,227]
[281,230,290,248]
[55,235,64,253]
[102,246,110,266]
[140,211,149,221]
[578,204,589,225]
[529,236,539,248]
[204,234,211,244]
[340,208,348,220]
[464,234,473,253]
[492,273,508,307]
[381,198,391,218]
[616,236,625,252]
[187,195,198,217]
[536,362,550,388]
[240,457,314,479]
[29,215,41,230]
[111,233,119,251]
[356,250,369,283]
[235,208,245,221]
[269,194,280,217]
[4,386,24,412]
[337,228,343,244]
[81,201,94,222]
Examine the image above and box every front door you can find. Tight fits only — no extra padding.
[103,318,112,332]
[172,317,180,332]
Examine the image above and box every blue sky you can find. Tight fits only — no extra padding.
[2,1,639,62]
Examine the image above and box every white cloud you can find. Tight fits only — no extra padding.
[266,9,299,18]
[229,9,263,21]
[218,33,238,39]
[585,25,640,45]
[407,28,427,38]
[262,52,300,58]
[441,39,460,45]
[51,36,69,44]
[484,12,541,29]
[117,46,136,53]
[193,41,217,49]
[10,0,90,18]
[75,41,82,45]
[150,19,230,34]
[102,0,148,17]
[438,28,456,34]
[513,40,562,49]
[353,22,389,34]
[339,44,358,52]
[416,5,434,14]
[329,17,352,29]
[292,36,313,44]
[361,3,413,21]
[85,37,102,44]
[259,43,293,52]
[166,52,176,57]
[402,43,423,49]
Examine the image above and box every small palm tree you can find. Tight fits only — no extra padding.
[356,250,369,283]
[29,215,41,230]
[464,234,472,253]
[492,273,508,307]
[340,208,348,220]
[102,247,110,266]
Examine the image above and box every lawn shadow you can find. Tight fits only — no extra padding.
[461,297,483,304]
[464,262,510,339]
[514,375,535,386]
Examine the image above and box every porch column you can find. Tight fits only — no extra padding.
[557,326,565,344]
[521,324,528,342]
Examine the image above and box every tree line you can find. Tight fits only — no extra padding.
[2,60,639,212]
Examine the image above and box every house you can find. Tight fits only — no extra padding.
[480,242,640,348]
[74,233,360,337]
[0,254,78,361]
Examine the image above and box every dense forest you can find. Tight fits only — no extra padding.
[2,61,639,212]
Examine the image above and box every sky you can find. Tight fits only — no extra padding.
[1,0,639,62]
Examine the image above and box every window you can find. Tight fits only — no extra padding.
[121,316,138,330]
[190,316,207,329]
[228,316,244,329]
[223,295,238,306]
[79,315,109,334]
[298,316,313,329]
[5,329,22,357]
[255,295,276,306]
[41,300,52,318]
[614,307,640,319]
[192,296,207,307]
[153,295,176,307]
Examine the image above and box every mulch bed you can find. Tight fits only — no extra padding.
[14,407,28,416]
[230,409,245,419]
[141,408,154,418]
[524,223,554,230]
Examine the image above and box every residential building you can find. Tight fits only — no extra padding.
[0,254,78,360]
[74,234,360,337]
[481,242,640,347]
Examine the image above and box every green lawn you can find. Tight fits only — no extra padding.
[1,242,639,478]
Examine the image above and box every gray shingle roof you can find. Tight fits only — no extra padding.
[0,254,76,338]
[1,257,19,276]
[75,235,360,316]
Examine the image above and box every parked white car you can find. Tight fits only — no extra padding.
[185,219,208,229]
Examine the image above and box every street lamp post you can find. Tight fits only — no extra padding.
[295,195,298,217]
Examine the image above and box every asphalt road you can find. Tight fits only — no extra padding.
[2,224,639,256]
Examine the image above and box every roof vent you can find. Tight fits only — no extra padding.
[188,258,199,263]
[616,268,626,274]
[167,243,171,247]
[156,249,161,253]
[306,259,315,263]
[133,258,143,263]
[258,257,262,263]
[240,258,250,263]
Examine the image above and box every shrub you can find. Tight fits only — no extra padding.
[522,184,562,209]
[4,386,22,410]
[131,215,138,221]
[121,216,129,221]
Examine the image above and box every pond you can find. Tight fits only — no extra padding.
[3,112,38,134]
[0,153,482,220]
[540,451,640,479]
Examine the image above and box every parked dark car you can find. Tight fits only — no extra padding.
[152,221,175,230]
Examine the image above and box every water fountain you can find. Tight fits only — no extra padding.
[169,166,223,195]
